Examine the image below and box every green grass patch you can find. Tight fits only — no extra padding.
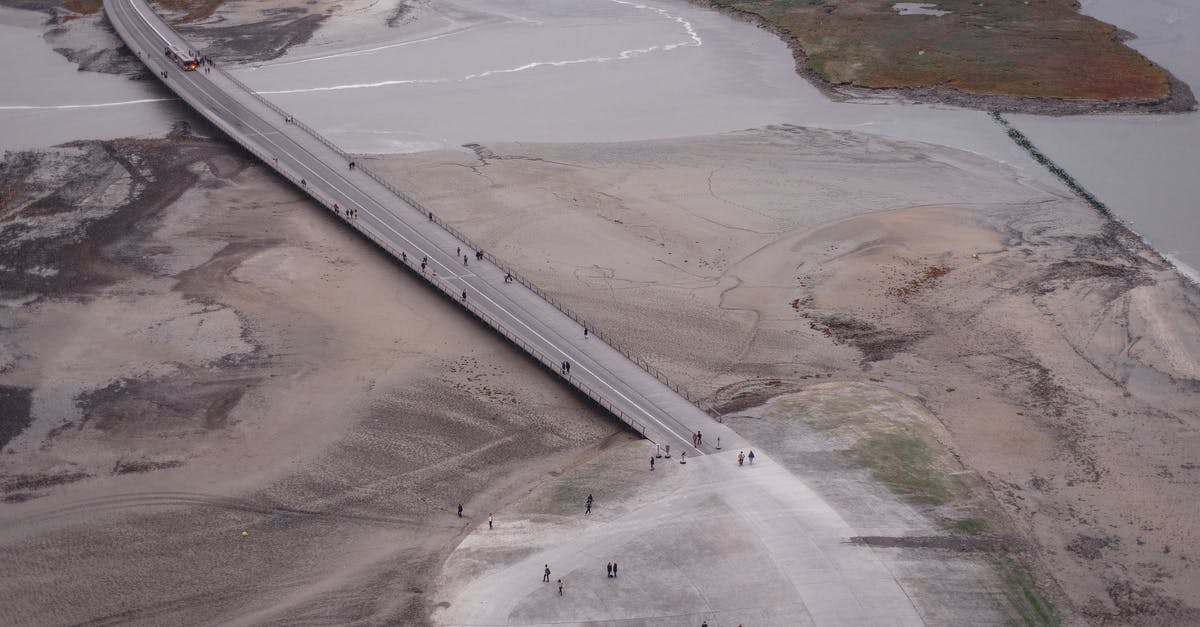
[952,517,989,535]
[849,431,968,505]
[995,555,1060,627]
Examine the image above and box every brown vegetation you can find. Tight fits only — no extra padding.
[707,0,1175,104]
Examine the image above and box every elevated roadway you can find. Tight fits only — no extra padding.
[103,0,745,457]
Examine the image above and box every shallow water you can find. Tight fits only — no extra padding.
[1009,0,1200,271]
[0,12,182,153]
[234,0,1043,185]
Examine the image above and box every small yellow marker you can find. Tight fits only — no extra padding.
[242,531,249,537]
[972,253,979,260]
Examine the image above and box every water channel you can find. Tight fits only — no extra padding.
[0,0,1195,271]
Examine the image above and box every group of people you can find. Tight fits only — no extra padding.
[560,360,572,375]
[332,203,358,220]
[691,431,704,447]
[737,450,755,466]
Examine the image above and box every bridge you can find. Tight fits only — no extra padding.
[103,0,744,457]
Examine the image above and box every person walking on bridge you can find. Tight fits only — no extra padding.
[544,565,551,582]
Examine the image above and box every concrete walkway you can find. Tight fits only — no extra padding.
[434,449,930,626]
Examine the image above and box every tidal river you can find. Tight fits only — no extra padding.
[0,0,1195,271]
[235,0,1197,271]
[0,7,181,152]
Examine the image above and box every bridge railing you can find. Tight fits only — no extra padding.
[205,39,723,424]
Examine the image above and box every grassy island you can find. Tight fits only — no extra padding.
[708,0,1178,107]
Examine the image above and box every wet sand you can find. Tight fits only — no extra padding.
[369,126,1200,623]
[1,0,1199,624]
[0,135,625,624]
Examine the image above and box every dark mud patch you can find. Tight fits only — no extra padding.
[1067,534,1119,560]
[1025,222,1158,298]
[808,314,922,363]
[850,534,1025,552]
[1085,580,1200,625]
[0,136,241,300]
[77,371,258,434]
[180,13,325,64]
[0,385,34,450]
[113,458,185,474]
[1,470,90,494]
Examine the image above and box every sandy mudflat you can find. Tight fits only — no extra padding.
[0,135,626,624]
[367,125,1200,623]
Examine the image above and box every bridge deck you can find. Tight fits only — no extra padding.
[104,0,745,456]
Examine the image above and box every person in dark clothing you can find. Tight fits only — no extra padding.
[585,494,593,514]
[457,504,463,518]
[612,561,618,577]
[544,565,551,582]
[650,456,655,470]
[606,562,612,578]
[558,579,564,596]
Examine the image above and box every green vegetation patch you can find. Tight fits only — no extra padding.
[952,517,988,535]
[709,0,1170,102]
[849,430,968,505]
[996,554,1060,626]
[769,384,972,505]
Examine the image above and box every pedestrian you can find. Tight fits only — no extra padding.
[488,513,493,529]
[544,565,551,582]
[584,327,588,338]
[463,254,469,266]
[462,290,467,301]
[748,450,755,464]
[692,432,698,447]
[421,260,427,272]
[585,494,593,515]
[402,251,407,262]
[457,504,463,517]
[738,451,745,466]
[606,562,612,578]
[476,250,483,261]
[456,246,461,256]
[650,456,655,470]
[558,579,564,596]
[565,361,571,374]
[612,561,618,577]
[560,361,566,375]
